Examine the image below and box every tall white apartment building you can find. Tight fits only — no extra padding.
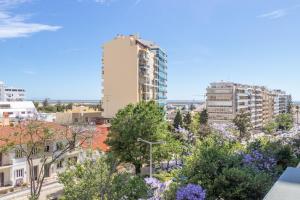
[274,90,292,114]
[206,82,291,129]
[102,35,167,118]
[0,81,26,102]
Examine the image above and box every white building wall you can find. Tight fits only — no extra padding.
[0,82,5,102]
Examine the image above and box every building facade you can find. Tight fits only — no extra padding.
[206,82,291,129]
[0,81,26,102]
[0,101,37,122]
[101,35,167,118]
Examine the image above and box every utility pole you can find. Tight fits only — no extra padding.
[137,138,165,178]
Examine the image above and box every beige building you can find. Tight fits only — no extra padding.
[55,106,102,125]
[102,34,167,118]
[206,82,291,129]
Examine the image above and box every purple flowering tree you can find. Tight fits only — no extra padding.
[145,177,167,200]
[242,150,276,172]
[176,184,206,200]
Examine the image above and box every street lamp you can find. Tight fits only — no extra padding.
[137,138,166,178]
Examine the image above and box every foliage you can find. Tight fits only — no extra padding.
[164,135,299,200]
[247,138,299,174]
[189,104,196,111]
[176,184,206,200]
[106,101,169,174]
[241,150,276,172]
[173,110,183,129]
[263,121,278,134]
[190,112,200,134]
[276,113,293,131]
[183,112,192,130]
[213,167,272,200]
[154,133,183,169]
[199,109,208,125]
[59,156,149,200]
[145,177,167,200]
[296,105,300,124]
[233,111,252,141]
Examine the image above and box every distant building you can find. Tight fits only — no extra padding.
[101,34,167,118]
[206,82,291,129]
[0,81,26,102]
[0,101,37,121]
[55,106,103,125]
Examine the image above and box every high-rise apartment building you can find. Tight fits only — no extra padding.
[206,82,291,129]
[0,81,26,102]
[101,35,167,118]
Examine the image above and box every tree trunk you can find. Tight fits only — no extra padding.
[135,163,141,175]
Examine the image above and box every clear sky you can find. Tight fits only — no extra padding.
[1,0,300,100]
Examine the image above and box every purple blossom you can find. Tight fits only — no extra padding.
[145,177,167,200]
[242,150,276,171]
[176,184,206,200]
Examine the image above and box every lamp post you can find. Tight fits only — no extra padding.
[137,138,165,178]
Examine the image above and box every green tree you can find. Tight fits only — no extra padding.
[276,113,293,131]
[198,109,210,137]
[56,101,64,112]
[190,112,200,134]
[42,98,49,108]
[106,101,168,174]
[199,109,208,125]
[59,156,149,200]
[183,112,192,130]
[295,105,299,124]
[263,121,278,135]
[173,110,183,129]
[189,103,196,111]
[233,112,252,141]
[165,135,273,200]
[154,133,183,168]
[66,103,73,110]
[33,101,39,109]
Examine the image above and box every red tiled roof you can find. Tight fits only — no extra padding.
[0,121,70,147]
[83,124,110,152]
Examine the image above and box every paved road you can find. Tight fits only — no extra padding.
[0,181,63,200]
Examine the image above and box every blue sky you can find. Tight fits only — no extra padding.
[1,0,300,100]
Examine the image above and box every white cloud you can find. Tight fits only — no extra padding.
[0,0,61,39]
[257,9,287,19]
[0,0,31,9]
[257,4,300,20]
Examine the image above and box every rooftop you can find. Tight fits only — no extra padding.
[264,167,300,200]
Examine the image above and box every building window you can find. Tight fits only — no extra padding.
[15,149,23,158]
[44,145,50,152]
[32,147,38,155]
[16,169,24,178]
[57,159,64,169]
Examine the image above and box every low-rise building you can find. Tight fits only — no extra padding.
[0,123,80,191]
[0,122,109,194]
[0,101,37,122]
[55,106,102,125]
